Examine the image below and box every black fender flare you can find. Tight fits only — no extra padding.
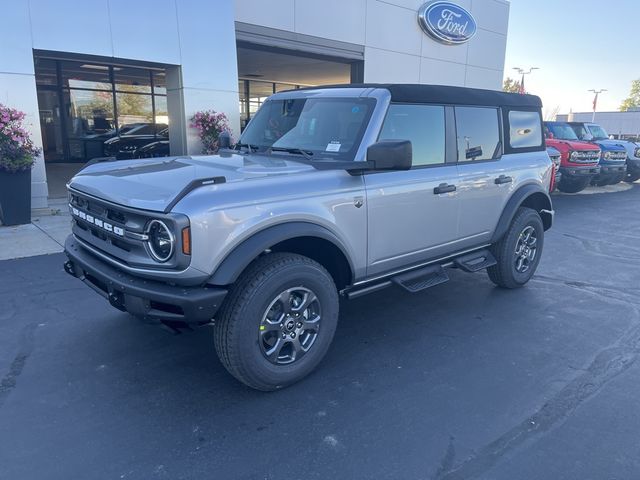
[490,184,553,243]
[208,222,355,285]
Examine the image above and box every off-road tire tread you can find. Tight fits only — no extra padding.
[487,207,543,289]
[625,172,640,183]
[214,252,336,391]
[558,177,590,193]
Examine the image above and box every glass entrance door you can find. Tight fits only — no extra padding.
[37,88,65,163]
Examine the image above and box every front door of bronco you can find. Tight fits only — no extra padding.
[364,104,460,277]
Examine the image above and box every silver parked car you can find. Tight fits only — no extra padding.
[63,84,554,390]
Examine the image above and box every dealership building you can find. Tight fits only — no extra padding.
[1,0,510,210]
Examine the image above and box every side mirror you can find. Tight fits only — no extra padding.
[218,131,232,150]
[366,140,412,171]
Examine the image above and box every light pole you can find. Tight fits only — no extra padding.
[588,89,607,122]
[512,67,539,93]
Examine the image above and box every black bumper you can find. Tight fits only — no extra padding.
[599,164,627,175]
[64,236,226,324]
[559,165,600,178]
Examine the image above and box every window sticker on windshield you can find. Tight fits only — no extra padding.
[326,141,341,152]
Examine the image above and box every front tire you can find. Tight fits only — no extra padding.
[557,176,590,193]
[625,171,640,183]
[214,253,339,391]
[487,207,544,289]
[608,172,626,185]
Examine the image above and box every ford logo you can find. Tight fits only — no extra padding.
[418,1,477,45]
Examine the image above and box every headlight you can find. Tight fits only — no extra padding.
[570,151,578,159]
[635,147,640,158]
[147,220,174,262]
[604,151,611,159]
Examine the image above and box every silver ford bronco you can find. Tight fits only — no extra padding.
[63,84,554,390]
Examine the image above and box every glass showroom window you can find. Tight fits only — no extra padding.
[34,58,169,163]
[238,79,302,131]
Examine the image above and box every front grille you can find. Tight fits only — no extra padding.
[571,150,600,163]
[68,188,190,271]
[69,190,154,267]
[605,151,627,161]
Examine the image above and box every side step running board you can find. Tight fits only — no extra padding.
[391,264,449,293]
[343,248,495,299]
[453,249,496,273]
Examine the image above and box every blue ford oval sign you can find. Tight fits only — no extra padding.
[418,1,477,45]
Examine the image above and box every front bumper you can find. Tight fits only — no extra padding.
[559,164,600,178]
[598,163,627,175]
[64,235,226,324]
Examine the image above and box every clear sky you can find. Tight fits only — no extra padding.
[504,0,640,118]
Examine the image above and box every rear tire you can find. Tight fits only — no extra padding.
[214,253,339,391]
[487,207,544,289]
[557,176,590,193]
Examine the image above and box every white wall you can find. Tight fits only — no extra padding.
[1,0,240,209]
[235,0,510,89]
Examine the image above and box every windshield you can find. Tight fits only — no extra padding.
[586,124,609,140]
[570,124,591,141]
[546,123,579,141]
[239,97,376,160]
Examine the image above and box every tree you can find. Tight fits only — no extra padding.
[620,79,640,111]
[503,77,521,93]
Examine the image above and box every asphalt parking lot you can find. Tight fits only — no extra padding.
[2,185,640,480]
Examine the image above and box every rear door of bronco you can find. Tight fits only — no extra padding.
[454,106,511,247]
[364,103,459,277]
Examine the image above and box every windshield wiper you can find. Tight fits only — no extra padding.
[235,142,260,153]
[268,147,314,161]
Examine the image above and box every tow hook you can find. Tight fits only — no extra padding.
[63,260,76,277]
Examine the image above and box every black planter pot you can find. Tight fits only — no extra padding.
[0,169,31,226]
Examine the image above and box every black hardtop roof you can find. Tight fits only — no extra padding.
[297,83,542,108]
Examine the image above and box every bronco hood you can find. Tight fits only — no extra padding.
[590,139,631,151]
[546,139,600,151]
[68,153,316,212]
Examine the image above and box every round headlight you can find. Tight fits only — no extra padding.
[147,220,174,262]
[634,147,640,158]
[570,151,578,159]
[604,151,611,159]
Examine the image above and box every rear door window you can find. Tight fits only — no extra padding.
[454,107,501,162]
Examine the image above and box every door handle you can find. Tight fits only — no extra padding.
[433,183,456,194]
[495,175,513,185]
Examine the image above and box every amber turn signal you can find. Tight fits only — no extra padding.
[182,227,191,255]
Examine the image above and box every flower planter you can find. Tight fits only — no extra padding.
[0,168,31,226]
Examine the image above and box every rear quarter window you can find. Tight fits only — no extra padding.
[508,110,542,149]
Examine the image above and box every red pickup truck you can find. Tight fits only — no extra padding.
[544,122,601,193]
